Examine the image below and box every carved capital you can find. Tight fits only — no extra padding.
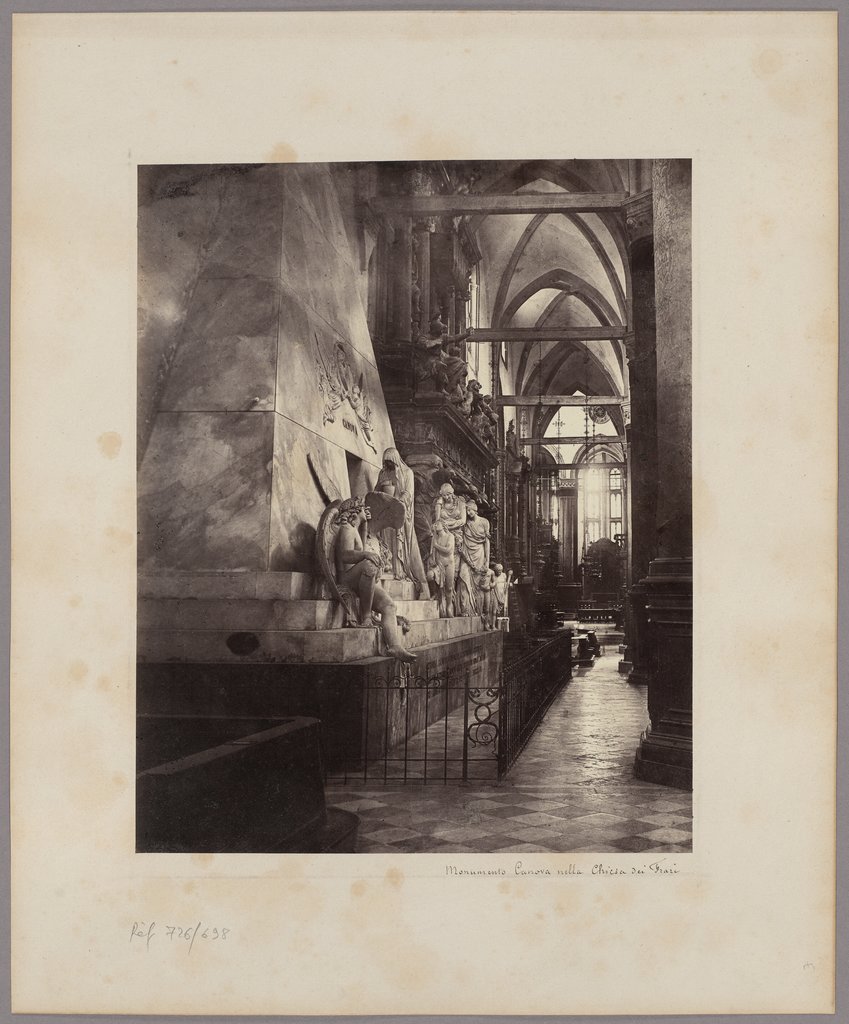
[624,190,653,244]
[622,331,656,366]
[458,221,483,268]
[413,217,438,234]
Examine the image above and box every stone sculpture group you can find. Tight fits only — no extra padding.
[316,450,511,665]
[428,481,502,628]
[414,318,498,448]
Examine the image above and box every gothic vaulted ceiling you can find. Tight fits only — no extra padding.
[468,160,636,438]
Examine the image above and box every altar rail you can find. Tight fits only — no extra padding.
[324,630,571,785]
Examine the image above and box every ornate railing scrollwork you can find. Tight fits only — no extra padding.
[329,632,571,785]
[466,684,500,749]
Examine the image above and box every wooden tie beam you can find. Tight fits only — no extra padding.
[498,395,623,407]
[546,462,627,470]
[468,326,627,342]
[520,436,626,446]
[370,192,627,217]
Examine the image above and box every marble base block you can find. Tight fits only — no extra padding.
[139,597,438,633]
[137,613,482,665]
[138,630,503,771]
[634,714,692,791]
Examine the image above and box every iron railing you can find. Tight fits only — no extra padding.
[324,629,572,784]
[498,630,573,776]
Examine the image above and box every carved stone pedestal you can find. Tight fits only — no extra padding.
[632,557,692,790]
[138,631,503,775]
[137,569,500,780]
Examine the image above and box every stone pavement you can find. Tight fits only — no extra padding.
[325,651,693,854]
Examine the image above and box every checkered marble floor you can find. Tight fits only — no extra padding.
[326,651,693,854]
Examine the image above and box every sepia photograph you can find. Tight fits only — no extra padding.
[11,9,837,1015]
[135,158,693,855]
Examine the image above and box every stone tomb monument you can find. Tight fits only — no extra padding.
[136,163,501,799]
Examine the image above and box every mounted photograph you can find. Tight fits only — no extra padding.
[135,159,693,855]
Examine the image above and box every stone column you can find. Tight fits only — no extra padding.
[507,476,519,564]
[391,218,412,343]
[622,189,659,685]
[555,481,582,614]
[633,159,693,790]
[412,221,431,336]
[555,484,578,582]
[444,284,457,335]
[455,283,468,334]
[653,160,692,561]
[494,448,506,562]
[518,471,530,575]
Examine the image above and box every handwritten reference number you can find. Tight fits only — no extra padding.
[130,921,230,953]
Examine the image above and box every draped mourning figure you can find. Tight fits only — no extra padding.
[455,497,491,619]
[376,447,429,598]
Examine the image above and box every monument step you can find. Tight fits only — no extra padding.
[138,571,418,603]
[139,625,382,664]
[381,579,419,600]
[138,597,438,632]
[137,616,485,666]
[405,616,482,649]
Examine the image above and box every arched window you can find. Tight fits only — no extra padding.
[581,459,626,551]
[608,467,623,538]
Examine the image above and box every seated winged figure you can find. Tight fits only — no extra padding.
[315,493,416,663]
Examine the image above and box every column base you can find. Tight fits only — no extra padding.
[618,659,633,675]
[627,668,651,686]
[634,711,692,790]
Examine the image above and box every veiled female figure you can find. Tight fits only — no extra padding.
[376,447,429,597]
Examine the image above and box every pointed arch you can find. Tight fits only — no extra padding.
[595,211,633,327]
[490,213,547,327]
[501,269,621,329]
[469,160,601,234]
[574,440,626,464]
[563,213,627,322]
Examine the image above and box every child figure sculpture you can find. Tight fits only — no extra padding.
[429,521,456,619]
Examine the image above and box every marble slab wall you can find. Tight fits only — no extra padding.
[138,411,274,572]
[269,417,351,573]
[138,166,224,459]
[138,163,396,578]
